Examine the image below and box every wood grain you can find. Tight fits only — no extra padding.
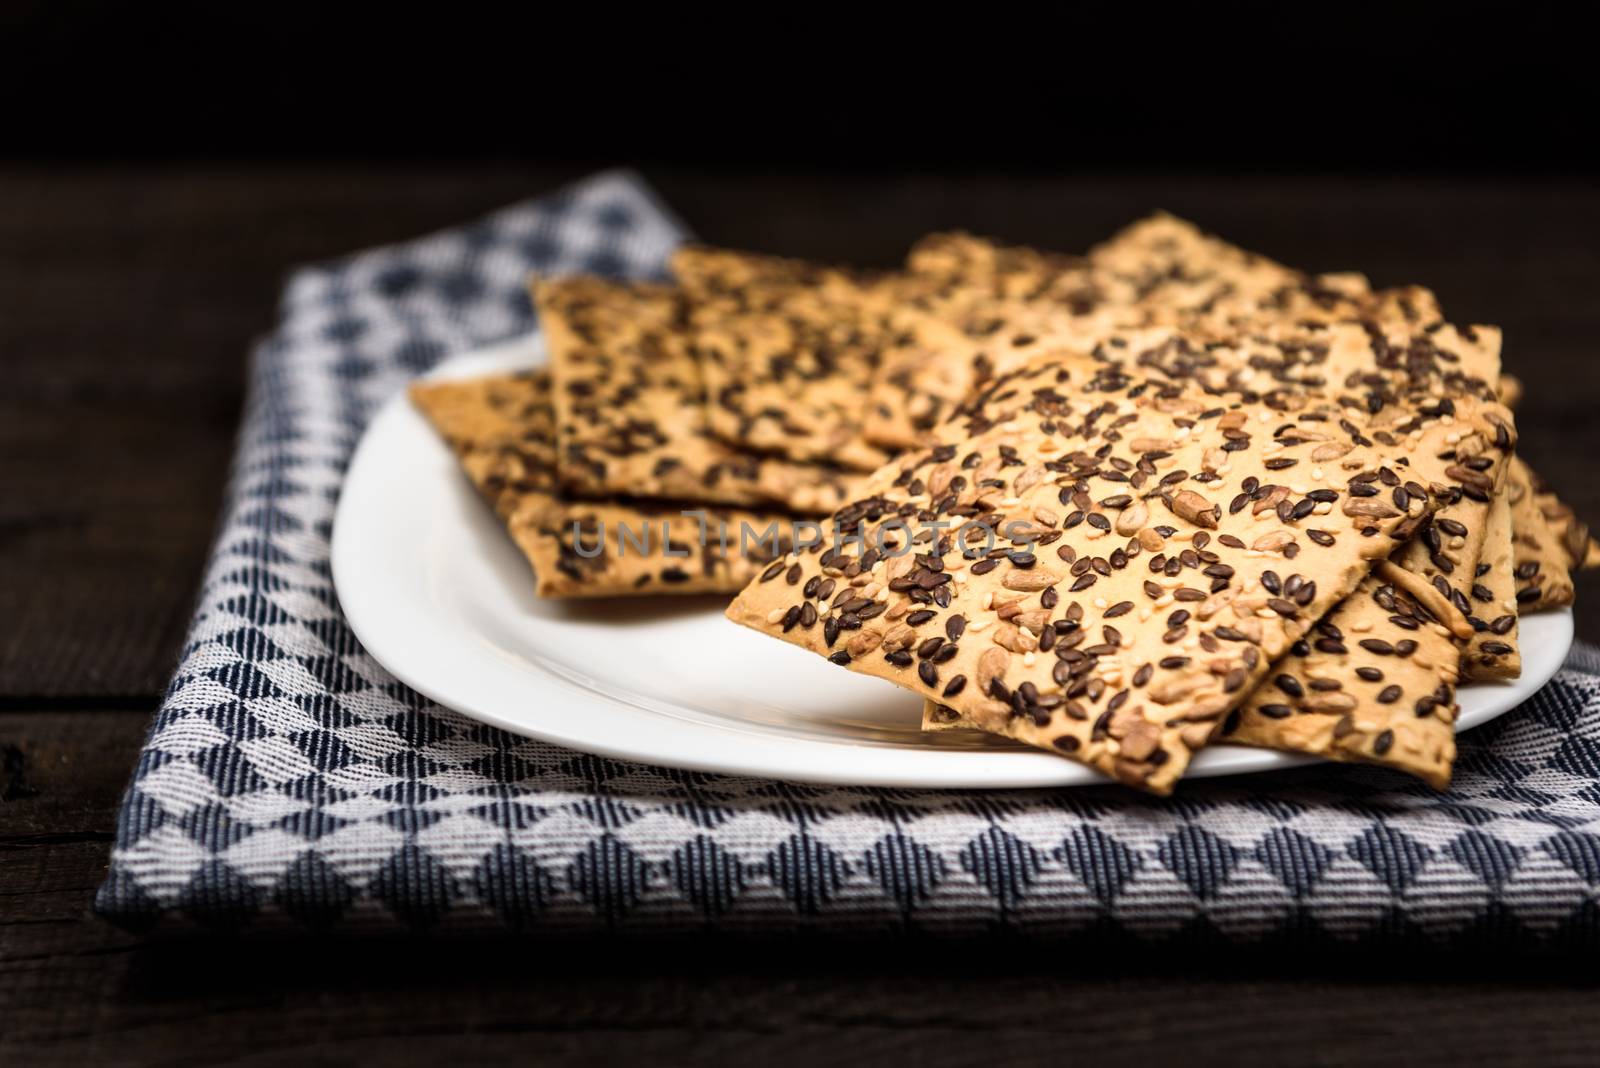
[2,167,1599,1064]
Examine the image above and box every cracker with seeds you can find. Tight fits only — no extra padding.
[865,228,1157,453]
[1383,392,1517,672]
[923,392,1514,787]
[865,305,1142,451]
[1180,327,1512,777]
[671,244,873,306]
[823,316,1503,789]
[930,317,1512,653]
[867,222,1445,452]
[1089,213,1444,329]
[1508,457,1576,610]
[1207,393,1516,784]
[903,231,1103,304]
[1087,212,1300,309]
[412,372,790,597]
[1462,487,1522,680]
[908,320,1504,465]
[1528,464,1600,570]
[898,231,1136,321]
[927,568,1464,788]
[726,354,1464,793]
[534,275,860,514]
[1220,571,1462,787]
[671,246,896,471]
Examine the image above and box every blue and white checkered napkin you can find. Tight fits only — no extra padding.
[97,170,1600,946]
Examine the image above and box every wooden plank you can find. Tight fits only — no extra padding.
[0,710,136,912]
[8,948,1600,1068]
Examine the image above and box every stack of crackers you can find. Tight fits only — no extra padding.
[412,214,1596,793]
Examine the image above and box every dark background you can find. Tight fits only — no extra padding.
[2,3,1596,174]
[5,5,1600,1065]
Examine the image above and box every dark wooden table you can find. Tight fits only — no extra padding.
[4,165,1599,1066]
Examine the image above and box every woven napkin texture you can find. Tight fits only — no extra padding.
[96,171,1600,947]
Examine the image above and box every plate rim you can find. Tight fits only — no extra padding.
[331,338,1576,790]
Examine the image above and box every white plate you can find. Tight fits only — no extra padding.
[331,336,1575,789]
